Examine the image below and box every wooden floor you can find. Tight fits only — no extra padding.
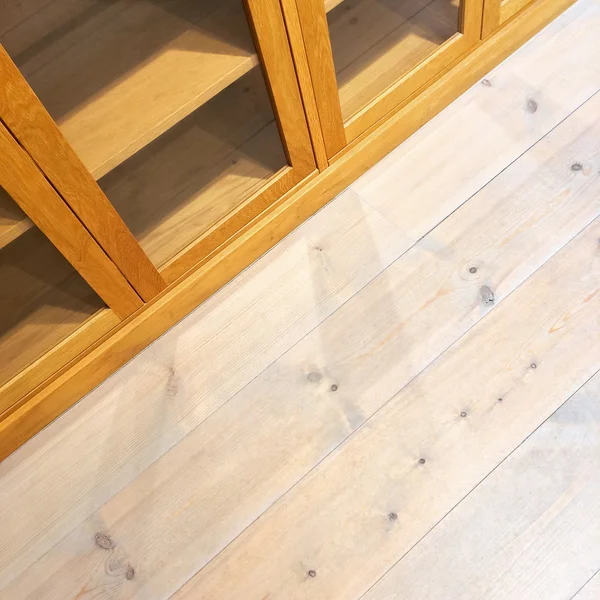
[1,1,600,598]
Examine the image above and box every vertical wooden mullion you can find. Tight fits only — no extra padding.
[461,0,487,42]
[0,45,166,302]
[244,0,317,177]
[482,0,502,37]
[0,119,143,320]
[280,0,330,171]
[292,0,346,159]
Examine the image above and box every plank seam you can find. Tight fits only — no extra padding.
[355,368,600,600]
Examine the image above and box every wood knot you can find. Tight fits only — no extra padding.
[94,532,114,550]
[330,384,338,392]
[418,458,426,465]
[571,162,583,172]
[388,512,398,521]
[307,371,322,383]
[481,78,492,87]
[307,569,317,578]
[526,98,538,113]
[480,285,495,305]
[125,565,135,580]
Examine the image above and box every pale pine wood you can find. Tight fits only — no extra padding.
[0,186,31,250]
[294,0,347,158]
[172,215,600,600]
[0,46,167,301]
[0,121,142,319]
[97,68,288,270]
[353,0,600,239]
[574,572,600,600]
[2,0,259,179]
[0,189,410,586]
[5,77,600,597]
[361,373,600,600]
[0,0,576,469]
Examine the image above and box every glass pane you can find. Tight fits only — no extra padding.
[1,0,288,269]
[0,186,106,388]
[326,0,461,121]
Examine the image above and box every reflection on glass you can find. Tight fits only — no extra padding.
[327,0,460,120]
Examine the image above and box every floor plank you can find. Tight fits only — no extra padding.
[171,213,600,600]
[573,571,600,599]
[4,83,600,599]
[359,372,600,600]
[0,189,409,589]
[352,0,600,241]
[2,3,600,598]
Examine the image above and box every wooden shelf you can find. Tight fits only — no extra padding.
[4,0,260,179]
[98,67,287,269]
[0,225,105,388]
[328,0,459,120]
[0,187,33,250]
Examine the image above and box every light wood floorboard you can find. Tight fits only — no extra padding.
[1,2,599,599]
[359,372,600,600]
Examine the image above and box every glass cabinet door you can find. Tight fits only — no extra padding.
[482,0,533,36]
[0,120,142,412]
[0,0,314,284]
[295,0,483,156]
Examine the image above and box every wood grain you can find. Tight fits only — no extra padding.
[574,572,600,600]
[294,0,347,158]
[482,0,502,35]
[98,67,287,270]
[337,0,485,141]
[0,186,31,250]
[0,47,166,300]
[3,0,259,179]
[5,77,600,598]
[330,0,459,120]
[353,0,600,239]
[361,373,600,600]
[0,0,576,485]
[0,310,119,417]
[0,226,107,396]
[172,213,600,600]
[245,0,315,176]
[280,0,330,170]
[0,120,142,319]
[0,189,410,587]
[501,0,535,22]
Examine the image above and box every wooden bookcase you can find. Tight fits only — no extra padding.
[0,0,576,459]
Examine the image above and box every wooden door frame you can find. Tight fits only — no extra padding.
[288,0,485,160]
[482,0,534,37]
[0,46,166,302]
[152,0,319,283]
[0,119,143,319]
[0,0,316,287]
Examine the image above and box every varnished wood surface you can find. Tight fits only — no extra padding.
[98,68,287,269]
[0,120,142,319]
[329,0,460,120]
[0,2,594,599]
[1,0,260,179]
[0,226,107,397]
[0,46,167,301]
